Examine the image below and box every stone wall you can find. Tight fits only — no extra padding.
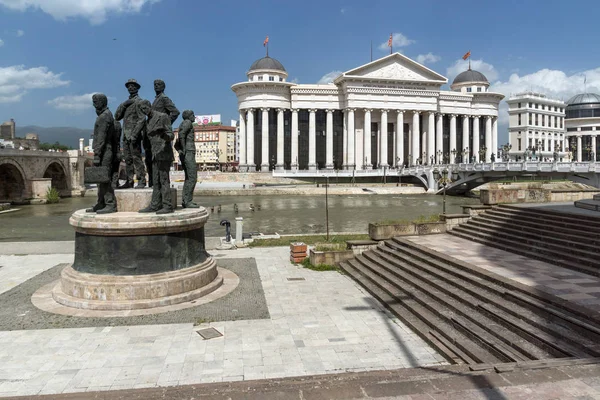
[481,187,600,205]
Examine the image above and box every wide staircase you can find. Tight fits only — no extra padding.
[449,204,600,277]
[339,238,600,366]
[575,193,600,212]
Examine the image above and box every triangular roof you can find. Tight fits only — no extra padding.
[334,52,447,85]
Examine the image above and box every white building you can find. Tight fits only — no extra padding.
[507,92,567,161]
[231,53,504,172]
[565,93,600,161]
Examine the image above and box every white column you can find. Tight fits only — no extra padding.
[276,108,284,170]
[326,110,334,169]
[342,111,348,168]
[291,109,299,169]
[396,111,404,167]
[347,108,355,169]
[473,116,480,162]
[364,109,372,169]
[492,117,498,161]
[462,115,470,163]
[238,110,246,169]
[428,112,435,165]
[261,108,269,170]
[412,111,420,165]
[308,109,317,170]
[450,114,457,163]
[421,120,427,164]
[435,113,443,164]
[593,135,597,162]
[485,116,492,162]
[246,109,255,171]
[380,110,388,168]
[577,135,582,162]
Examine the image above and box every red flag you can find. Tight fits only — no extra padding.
[263,36,269,47]
[462,50,471,60]
[387,34,393,47]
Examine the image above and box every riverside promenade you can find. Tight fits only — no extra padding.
[1,233,600,399]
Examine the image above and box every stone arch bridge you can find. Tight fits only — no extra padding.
[0,149,91,203]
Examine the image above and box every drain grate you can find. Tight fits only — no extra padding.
[196,327,223,340]
[287,277,305,281]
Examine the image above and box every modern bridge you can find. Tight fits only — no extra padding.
[272,161,600,194]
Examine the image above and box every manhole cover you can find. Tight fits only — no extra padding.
[196,327,223,340]
[287,277,305,281]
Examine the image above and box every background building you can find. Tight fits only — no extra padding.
[1,119,15,140]
[232,52,503,172]
[507,92,566,161]
[565,93,600,161]
[174,124,238,171]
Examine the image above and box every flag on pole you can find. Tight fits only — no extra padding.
[388,33,393,54]
[263,36,269,47]
[462,51,471,60]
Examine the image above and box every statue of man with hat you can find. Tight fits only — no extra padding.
[115,78,147,189]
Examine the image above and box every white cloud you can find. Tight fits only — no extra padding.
[0,0,161,25]
[416,52,440,64]
[378,33,414,51]
[317,70,342,84]
[0,65,69,103]
[340,7,345,14]
[16,29,24,37]
[446,58,499,83]
[47,93,99,111]
[0,39,4,47]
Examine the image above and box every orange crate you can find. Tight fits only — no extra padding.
[290,242,307,253]
[290,250,307,257]
[290,255,307,263]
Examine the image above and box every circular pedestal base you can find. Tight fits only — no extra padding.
[52,258,222,310]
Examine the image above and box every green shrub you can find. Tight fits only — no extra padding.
[300,257,340,272]
[413,214,441,223]
[248,234,369,247]
[46,187,60,204]
[314,243,346,251]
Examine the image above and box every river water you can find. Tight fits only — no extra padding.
[0,194,480,242]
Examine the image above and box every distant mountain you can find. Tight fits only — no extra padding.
[15,126,93,148]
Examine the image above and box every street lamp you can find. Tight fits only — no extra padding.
[451,148,457,164]
[433,167,458,215]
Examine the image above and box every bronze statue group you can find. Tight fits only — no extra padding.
[87,79,198,215]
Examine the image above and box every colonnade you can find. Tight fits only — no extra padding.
[566,134,599,162]
[238,108,499,171]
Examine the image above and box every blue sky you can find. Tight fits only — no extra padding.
[1,0,600,145]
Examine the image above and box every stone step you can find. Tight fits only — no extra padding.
[449,226,600,277]
[384,239,600,354]
[497,204,600,226]
[339,259,474,365]
[453,223,600,268]
[574,199,600,212]
[366,248,570,360]
[467,217,600,253]
[475,213,599,243]
[487,208,600,234]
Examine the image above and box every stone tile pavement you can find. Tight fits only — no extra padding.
[408,234,600,310]
[0,246,446,397]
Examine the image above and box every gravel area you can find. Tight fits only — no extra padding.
[0,257,269,331]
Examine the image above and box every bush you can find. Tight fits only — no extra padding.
[46,187,60,204]
[248,234,370,247]
[300,257,340,272]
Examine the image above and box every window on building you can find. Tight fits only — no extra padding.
[560,118,563,128]
[258,76,263,81]
[466,87,472,92]
[518,138,522,151]
[269,76,274,81]
[542,115,545,127]
[518,102,521,108]
[529,102,532,108]
[518,114,521,125]
[528,114,532,124]
[279,77,283,82]
[477,87,482,92]
[535,103,538,109]
[535,114,538,125]
[554,116,557,127]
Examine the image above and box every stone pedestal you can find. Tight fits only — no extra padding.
[54,207,221,311]
[115,188,177,212]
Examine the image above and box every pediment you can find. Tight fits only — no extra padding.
[336,53,447,84]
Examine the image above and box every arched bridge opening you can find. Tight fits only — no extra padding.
[0,162,26,203]
[43,162,69,196]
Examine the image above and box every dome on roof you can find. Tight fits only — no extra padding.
[249,56,286,72]
[452,69,489,85]
[566,93,600,106]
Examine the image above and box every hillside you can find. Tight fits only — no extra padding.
[15,125,93,148]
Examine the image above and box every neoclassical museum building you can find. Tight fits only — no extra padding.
[232,53,504,172]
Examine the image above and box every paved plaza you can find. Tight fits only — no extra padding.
[408,234,600,310]
[0,245,445,397]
